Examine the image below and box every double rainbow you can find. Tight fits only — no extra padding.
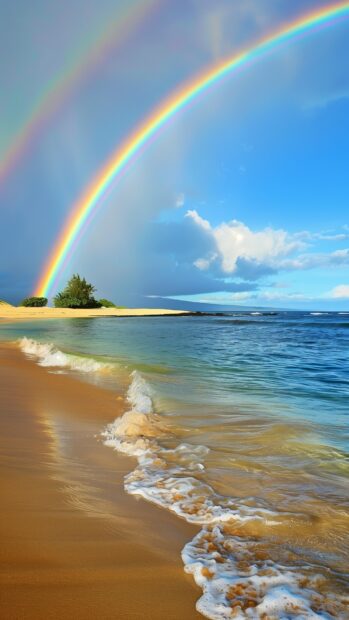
[35,1,349,297]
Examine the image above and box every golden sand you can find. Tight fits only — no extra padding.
[0,344,200,619]
[0,304,188,321]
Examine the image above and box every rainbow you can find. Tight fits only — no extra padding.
[35,1,349,298]
[0,0,160,185]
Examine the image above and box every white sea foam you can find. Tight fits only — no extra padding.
[103,370,165,455]
[310,312,328,316]
[103,371,348,619]
[183,527,348,619]
[103,372,277,526]
[127,370,153,414]
[19,337,110,373]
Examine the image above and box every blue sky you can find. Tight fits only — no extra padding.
[0,0,348,309]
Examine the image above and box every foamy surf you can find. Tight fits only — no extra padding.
[183,527,349,619]
[19,337,111,373]
[103,372,349,619]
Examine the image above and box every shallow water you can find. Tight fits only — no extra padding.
[1,312,348,618]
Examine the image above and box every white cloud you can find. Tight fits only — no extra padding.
[176,212,349,294]
[294,230,349,242]
[186,210,304,274]
[318,233,349,241]
[328,285,349,299]
[280,249,349,271]
[214,221,301,273]
[186,209,211,231]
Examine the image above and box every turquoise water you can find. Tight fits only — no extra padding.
[2,312,348,433]
[1,312,348,618]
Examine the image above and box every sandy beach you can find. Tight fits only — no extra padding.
[0,343,201,619]
[0,304,188,321]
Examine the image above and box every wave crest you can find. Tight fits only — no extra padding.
[19,337,110,373]
[103,370,166,456]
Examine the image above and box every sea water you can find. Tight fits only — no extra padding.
[1,312,348,618]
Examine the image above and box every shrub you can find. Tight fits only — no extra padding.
[99,298,116,308]
[53,274,101,309]
[20,296,47,307]
[53,294,80,308]
[54,293,101,309]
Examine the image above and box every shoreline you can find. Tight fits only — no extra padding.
[0,342,201,619]
[0,305,190,321]
[1,319,348,617]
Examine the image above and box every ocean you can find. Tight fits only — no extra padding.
[1,311,348,618]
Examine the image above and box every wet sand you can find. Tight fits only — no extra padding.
[0,344,201,619]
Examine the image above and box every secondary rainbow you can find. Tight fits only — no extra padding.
[0,0,160,185]
[36,1,349,297]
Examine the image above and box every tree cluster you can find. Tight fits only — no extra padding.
[19,276,117,309]
[54,274,100,308]
[53,275,116,309]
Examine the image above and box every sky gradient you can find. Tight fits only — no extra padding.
[1,0,348,310]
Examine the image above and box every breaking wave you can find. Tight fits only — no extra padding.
[19,337,111,373]
[103,372,349,619]
[310,312,328,316]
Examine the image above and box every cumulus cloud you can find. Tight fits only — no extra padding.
[214,220,301,272]
[182,211,349,282]
[186,210,304,276]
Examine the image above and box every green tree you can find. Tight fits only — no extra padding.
[99,298,116,308]
[53,274,101,309]
[20,296,47,307]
